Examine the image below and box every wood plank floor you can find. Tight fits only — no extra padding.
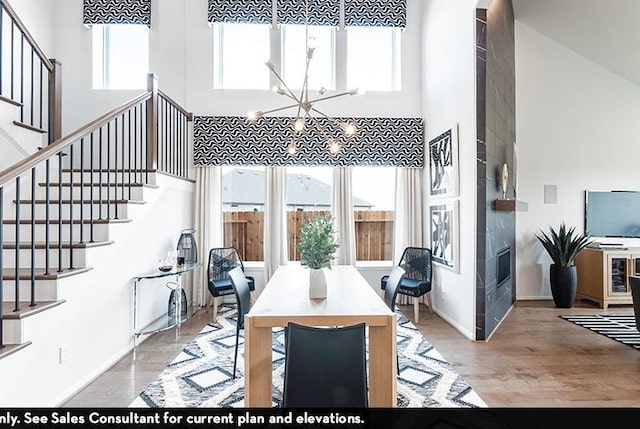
[63,300,640,407]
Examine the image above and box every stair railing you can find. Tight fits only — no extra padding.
[0,0,61,142]
[0,74,192,348]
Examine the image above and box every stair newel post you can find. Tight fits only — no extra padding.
[30,168,35,306]
[44,159,50,274]
[146,73,158,183]
[69,144,74,270]
[48,58,62,145]
[14,177,20,312]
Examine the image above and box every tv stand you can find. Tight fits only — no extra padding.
[575,248,636,309]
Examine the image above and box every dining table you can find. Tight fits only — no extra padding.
[244,264,397,407]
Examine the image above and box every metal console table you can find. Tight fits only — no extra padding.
[132,263,201,347]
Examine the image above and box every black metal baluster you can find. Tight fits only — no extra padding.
[14,177,20,312]
[90,133,95,243]
[98,128,103,220]
[30,168,35,306]
[79,138,85,244]
[10,22,15,100]
[44,160,50,275]
[19,34,24,122]
[128,110,132,200]
[39,61,43,130]
[114,118,119,220]
[107,122,111,219]
[30,48,34,127]
[121,113,125,207]
[69,144,74,270]
[143,103,148,184]
[57,152,62,273]
[133,106,138,189]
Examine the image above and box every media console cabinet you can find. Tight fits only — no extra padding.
[575,247,636,309]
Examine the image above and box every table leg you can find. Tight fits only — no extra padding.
[368,315,397,407]
[244,316,273,407]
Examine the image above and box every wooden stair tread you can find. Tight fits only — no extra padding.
[0,342,32,360]
[1,300,66,319]
[2,240,114,249]
[2,218,132,225]
[15,199,146,205]
[13,121,47,134]
[39,182,158,189]
[62,168,156,173]
[0,95,22,107]
[1,267,93,280]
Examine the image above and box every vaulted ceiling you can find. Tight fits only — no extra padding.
[512,0,640,87]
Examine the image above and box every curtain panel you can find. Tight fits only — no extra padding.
[193,116,423,168]
[344,0,406,28]
[83,0,151,27]
[332,167,356,265]
[264,167,289,281]
[208,0,273,25]
[277,0,339,26]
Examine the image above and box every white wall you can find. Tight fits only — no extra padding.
[7,0,54,55]
[421,0,478,339]
[51,0,423,134]
[515,22,640,299]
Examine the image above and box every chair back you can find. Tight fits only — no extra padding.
[282,322,368,408]
[227,266,251,329]
[383,266,405,312]
[399,247,432,283]
[208,247,245,283]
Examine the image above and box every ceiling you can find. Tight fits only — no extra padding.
[512,0,640,87]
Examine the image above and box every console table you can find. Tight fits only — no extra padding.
[131,263,200,347]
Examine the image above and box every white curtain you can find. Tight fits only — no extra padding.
[193,166,223,307]
[264,166,288,281]
[332,166,356,265]
[394,167,425,303]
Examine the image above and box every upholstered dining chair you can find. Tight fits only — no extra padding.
[227,266,252,379]
[282,322,368,408]
[207,247,255,321]
[381,247,433,323]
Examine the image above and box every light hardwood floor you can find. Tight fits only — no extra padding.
[63,300,640,407]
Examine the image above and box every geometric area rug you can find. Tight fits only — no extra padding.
[560,314,640,350]
[130,306,486,408]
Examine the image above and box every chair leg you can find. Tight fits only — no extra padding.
[233,327,240,379]
[213,297,219,321]
[413,297,420,324]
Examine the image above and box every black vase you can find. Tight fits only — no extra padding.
[549,264,577,308]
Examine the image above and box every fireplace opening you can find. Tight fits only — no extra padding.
[497,247,511,288]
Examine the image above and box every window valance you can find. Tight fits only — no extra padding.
[83,0,151,27]
[193,116,423,167]
[344,0,406,28]
[208,0,273,25]
[277,0,340,26]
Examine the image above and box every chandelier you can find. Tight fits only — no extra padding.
[246,0,364,156]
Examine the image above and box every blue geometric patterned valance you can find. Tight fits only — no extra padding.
[208,0,273,25]
[83,0,151,27]
[277,0,340,26]
[193,116,423,167]
[344,0,406,28]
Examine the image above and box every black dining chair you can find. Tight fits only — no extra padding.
[227,266,252,379]
[383,266,405,375]
[381,247,433,323]
[207,247,255,321]
[282,322,368,408]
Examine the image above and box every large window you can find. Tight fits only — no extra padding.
[346,27,401,92]
[353,167,395,261]
[92,25,149,90]
[222,166,265,261]
[213,23,271,90]
[282,25,335,90]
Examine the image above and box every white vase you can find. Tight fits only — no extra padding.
[309,268,327,299]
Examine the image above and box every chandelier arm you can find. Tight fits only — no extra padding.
[312,91,357,104]
[310,107,342,127]
[261,102,305,115]
[268,67,301,102]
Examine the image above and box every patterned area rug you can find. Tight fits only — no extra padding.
[561,314,640,350]
[130,306,486,408]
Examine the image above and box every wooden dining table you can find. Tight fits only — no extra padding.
[244,264,397,407]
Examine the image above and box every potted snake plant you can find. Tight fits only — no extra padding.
[535,223,592,308]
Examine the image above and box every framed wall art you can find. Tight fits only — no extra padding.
[428,125,459,199]
[429,200,459,272]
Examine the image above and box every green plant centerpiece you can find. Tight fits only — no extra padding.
[535,223,592,308]
[297,214,339,299]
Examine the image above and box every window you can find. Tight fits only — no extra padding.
[346,27,401,92]
[282,25,335,90]
[222,167,265,261]
[213,23,271,90]
[92,25,149,90]
[352,167,395,261]
[286,167,333,261]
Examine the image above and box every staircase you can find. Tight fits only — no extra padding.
[0,0,195,406]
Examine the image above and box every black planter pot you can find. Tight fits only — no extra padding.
[550,264,577,308]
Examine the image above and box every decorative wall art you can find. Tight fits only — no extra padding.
[429,125,459,198]
[430,200,459,272]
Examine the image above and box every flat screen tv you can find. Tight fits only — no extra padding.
[585,190,640,238]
